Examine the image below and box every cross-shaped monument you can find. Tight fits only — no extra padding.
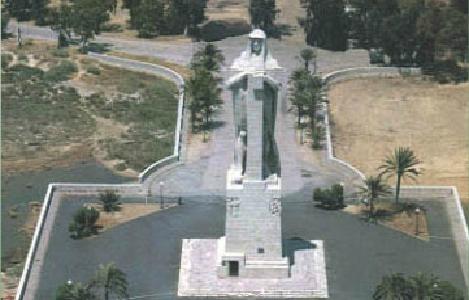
[178,29,328,298]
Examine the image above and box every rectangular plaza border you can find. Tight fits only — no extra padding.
[15,54,186,300]
[321,67,469,291]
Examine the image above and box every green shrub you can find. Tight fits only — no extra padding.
[18,53,28,61]
[44,60,78,82]
[313,184,344,209]
[1,53,13,69]
[422,59,468,84]
[114,162,127,171]
[68,206,100,239]
[2,65,44,82]
[99,190,121,212]
[100,23,123,32]
[86,65,101,75]
[51,48,69,58]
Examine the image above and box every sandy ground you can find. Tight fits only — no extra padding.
[89,203,176,232]
[329,77,469,202]
[344,204,429,241]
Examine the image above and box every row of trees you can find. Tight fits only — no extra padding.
[123,0,207,38]
[289,49,323,149]
[350,0,468,66]
[187,43,224,141]
[373,272,464,299]
[56,263,128,300]
[298,0,468,71]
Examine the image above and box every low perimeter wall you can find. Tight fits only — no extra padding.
[320,67,468,292]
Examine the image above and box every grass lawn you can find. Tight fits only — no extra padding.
[1,39,178,176]
[329,77,469,206]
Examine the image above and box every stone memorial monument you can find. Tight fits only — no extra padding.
[178,29,328,298]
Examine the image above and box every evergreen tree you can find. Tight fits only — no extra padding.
[134,0,164,38]
[31,0,49,25]
[8,0,32,21]
[249,0,279,35]
[300,0,348,51]
[71,0,110,52]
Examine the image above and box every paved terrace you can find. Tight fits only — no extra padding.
[32,195,466,299]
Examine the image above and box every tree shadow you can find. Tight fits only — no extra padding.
[199,20,251,42]
[283,237,317,265]
[207,120,226,130]
[267,24,294,40]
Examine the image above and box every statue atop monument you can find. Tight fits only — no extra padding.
[231,29,281,72]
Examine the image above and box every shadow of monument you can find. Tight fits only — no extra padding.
[267,24,294,40]
[282,237,317,265]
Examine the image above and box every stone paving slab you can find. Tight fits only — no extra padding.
[178,239,328,298]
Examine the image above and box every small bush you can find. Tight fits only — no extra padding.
[69,206,100,239]
[422,59,468,84]
[114,162,127,171]
[3,65,44,82]
[86,65,101,75]
[44,60,77,82]
[313,183,344,209]
[101,23,123,33]
[99,190,121,212]
[51,48,69,58]
[1,53,13,69]
[18,53,28,61]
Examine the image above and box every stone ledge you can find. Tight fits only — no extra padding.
[178,239,328,298]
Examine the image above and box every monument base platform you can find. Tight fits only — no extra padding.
[177,239,328,298]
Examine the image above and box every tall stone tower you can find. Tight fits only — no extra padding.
[178,29,328,298]
[216,29,289,278]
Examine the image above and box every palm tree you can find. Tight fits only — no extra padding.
[373,273,412,300]
[358,175,390,220]
[56,281,96,300]
[408,272,442,300]
[379,147,422,204]
[91,263,128,300]
[191,43,225,73]
[300,48,316,72]
[99,190,121,212]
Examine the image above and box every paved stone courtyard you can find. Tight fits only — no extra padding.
[32,195,466,300]
[178,239,327,298]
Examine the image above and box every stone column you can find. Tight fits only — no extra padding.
[245,75,264,181]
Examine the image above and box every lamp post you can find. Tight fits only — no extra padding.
[146,186,151,205]
[159,181,165,209]
[415,207,421,236]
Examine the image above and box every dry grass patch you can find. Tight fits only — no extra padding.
[329,78,469,204]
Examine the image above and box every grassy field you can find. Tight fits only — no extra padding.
[329,77,468,210]
[1,39,178,177]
